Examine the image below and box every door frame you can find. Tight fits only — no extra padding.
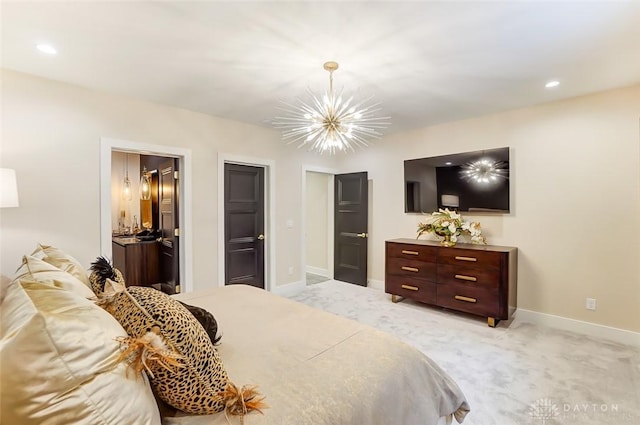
[99,137,193,292]
[217,153,275,292]
[300,165,338,283]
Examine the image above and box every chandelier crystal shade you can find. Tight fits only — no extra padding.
[273,61,390,154]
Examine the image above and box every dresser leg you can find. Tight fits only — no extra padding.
[487,317,497,327]
[392,294,399,303]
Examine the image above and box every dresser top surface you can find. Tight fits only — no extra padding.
[387,238,516,253]
[112,236,159,246]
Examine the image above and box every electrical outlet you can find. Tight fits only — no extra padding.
[586,298,597,311]
[288,266,294,275]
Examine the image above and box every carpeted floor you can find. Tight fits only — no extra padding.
[288,280,640,425]
[305,272,330,285]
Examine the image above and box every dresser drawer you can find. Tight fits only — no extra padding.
[386,242,437,262]
[438,248,502,270]
[436,283,499,317]
[386,276,436,305]
[387,257,436,280]
[437,264,500,288]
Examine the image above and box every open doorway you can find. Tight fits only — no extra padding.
[110,151,181,292]
[301,165,337,286]
[301,166,370,288]
[305,171,332,285]
[99,138,193,293]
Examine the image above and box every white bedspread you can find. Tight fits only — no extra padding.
[167,285,469,425]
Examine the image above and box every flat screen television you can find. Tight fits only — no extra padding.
[404,147,510,213]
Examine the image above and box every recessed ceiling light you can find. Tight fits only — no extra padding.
[36,44,58,55]
[445,162,452,165]
[545,80,560,89]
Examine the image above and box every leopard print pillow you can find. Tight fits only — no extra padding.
[103,286,229,414]
[88,256,125,295]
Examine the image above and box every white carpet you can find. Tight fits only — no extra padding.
[288,280,640,425]
[305,272,330,285]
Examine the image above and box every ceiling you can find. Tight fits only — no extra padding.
[3,1,640,134]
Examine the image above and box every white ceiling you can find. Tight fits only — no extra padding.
[3,1,640,134]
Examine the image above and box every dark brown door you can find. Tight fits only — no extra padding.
[334,172,368,286]
[159,158,179,292]
[224,163,265,288]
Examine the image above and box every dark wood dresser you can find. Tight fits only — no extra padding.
[385,238,517,327]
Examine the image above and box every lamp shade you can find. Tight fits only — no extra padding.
[441,194,459,208]
[0,168,19,208]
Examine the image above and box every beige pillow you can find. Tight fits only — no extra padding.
[30,243,91,287]
[0,278,161,425]
[13,255,95,298]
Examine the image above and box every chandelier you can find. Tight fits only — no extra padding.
[273,61,390,154]
[461,158,509,184]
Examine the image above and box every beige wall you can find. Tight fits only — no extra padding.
[2,69,638,333]
[337,84,640,332]
[305,172,330,274]
[0,69,334,290]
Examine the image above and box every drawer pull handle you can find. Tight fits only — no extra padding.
[401,284,419,291]
[455,274,477,282]
[401,266,419,272]
[455,256,477,262]
[454,295,477,303]
[401,250,419,256]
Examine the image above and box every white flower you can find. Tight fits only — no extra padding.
[418,210,487,244]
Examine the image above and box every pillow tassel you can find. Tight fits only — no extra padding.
[116,328,184,379]
[219,382,268,425]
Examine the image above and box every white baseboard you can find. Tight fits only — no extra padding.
[306,266,329,277]
[367,279,384,290]
[271,280,306,297]
[514,308,640,348]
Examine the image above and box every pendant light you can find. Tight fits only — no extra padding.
[140,167,151,200]
[122,154,132,201]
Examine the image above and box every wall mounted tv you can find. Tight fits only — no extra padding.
[404,147,510,213]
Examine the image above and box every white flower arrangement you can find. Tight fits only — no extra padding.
[417,208,487,245]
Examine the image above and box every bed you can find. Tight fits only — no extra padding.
[2,249,469,424]
[165,284,470,425]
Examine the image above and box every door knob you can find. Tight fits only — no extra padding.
[257,234,265,240]
[357,233,368,238]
